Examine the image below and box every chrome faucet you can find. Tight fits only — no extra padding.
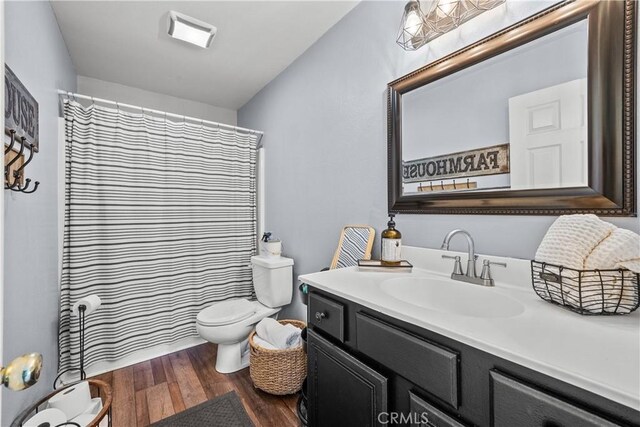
[441,229,477,278]
[440,229,506,286]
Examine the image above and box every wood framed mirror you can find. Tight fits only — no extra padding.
[388,0,636,216]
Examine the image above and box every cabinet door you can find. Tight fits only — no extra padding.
[308,329,388,427]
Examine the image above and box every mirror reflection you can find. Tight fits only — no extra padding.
[401,19,588,195]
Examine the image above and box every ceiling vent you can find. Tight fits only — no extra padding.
[168,11,216,48]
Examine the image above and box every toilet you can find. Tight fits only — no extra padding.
[196,255,294,373]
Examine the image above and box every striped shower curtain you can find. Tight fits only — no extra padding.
[58,100,258,372]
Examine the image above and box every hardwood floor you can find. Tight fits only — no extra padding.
[92,343,301,427]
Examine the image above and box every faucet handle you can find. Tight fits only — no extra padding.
[442,255,463,275]
[480,259,507,280]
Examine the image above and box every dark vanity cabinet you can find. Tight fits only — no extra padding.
[307,289,640,427]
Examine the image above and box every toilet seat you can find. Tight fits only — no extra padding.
[197,299,257,327]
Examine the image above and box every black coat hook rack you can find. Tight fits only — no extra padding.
[5,65,40,194]
[4,129,39,194]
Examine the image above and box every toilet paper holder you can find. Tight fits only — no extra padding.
[54,295,102,389]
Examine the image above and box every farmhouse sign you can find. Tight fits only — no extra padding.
[403,143,509,183]
[4,65,39,152]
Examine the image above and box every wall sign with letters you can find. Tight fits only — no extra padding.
[402,143,510,183]
[4,64,39,152]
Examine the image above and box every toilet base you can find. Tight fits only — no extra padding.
[215,339,250,373]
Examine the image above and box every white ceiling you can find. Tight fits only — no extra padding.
[50,1,359,110]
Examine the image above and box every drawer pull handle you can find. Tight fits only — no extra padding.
[315,311,327,322]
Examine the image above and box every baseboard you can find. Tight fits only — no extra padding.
[59,336,207,385]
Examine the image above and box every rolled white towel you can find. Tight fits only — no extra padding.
[255,318,301,350]
[585,228,640,272]
[535,214,616,270]
[252,336,278,350]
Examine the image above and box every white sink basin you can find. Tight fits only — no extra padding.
[379,276,525,318]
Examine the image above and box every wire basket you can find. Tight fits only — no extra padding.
[531,260,640,315]
[249,319,307,395]
[11,379,112,427]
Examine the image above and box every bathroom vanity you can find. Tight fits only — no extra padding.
[300,247,640,427]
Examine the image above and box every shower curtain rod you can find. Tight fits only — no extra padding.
[57,90,264,148]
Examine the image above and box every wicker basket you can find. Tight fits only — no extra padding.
[531,260,640,315]
[249,319,307,395]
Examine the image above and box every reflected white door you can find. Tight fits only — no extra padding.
[508,79,587,189]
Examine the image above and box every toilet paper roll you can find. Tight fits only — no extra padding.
[24,408,67,427]
[48,380,92,420]
[72,295,102,317]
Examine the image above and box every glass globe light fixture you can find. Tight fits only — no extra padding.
[396,0,430,51]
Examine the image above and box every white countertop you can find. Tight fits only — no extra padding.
[299,246,640,411]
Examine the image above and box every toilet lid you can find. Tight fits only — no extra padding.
[197,299,257,326]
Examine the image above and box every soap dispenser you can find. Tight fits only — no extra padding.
[381,213,402,265]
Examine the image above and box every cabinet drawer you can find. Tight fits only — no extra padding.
[491,371,621,427]
[309,292,345,342]
[409,392,466,427]
[356,313,459,408]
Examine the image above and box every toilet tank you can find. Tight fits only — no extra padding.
[251,255,294,308]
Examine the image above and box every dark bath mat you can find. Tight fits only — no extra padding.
[150,391,254,427]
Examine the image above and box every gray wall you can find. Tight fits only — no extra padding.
[77,76,238,126]
[238,1,640,320]
[3,0,76,421]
